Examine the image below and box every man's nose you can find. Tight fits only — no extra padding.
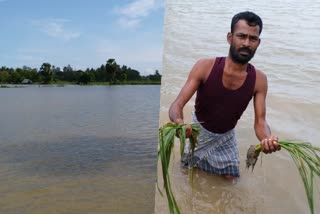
[242,38,250,47]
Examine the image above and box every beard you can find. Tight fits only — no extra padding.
[229,43,256,64]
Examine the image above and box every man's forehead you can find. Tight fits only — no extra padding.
[234,20,260,35]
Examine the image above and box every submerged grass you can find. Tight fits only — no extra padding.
[246,141,320,214]
[158,122,200,214]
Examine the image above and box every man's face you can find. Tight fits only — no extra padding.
[228,20,261,64]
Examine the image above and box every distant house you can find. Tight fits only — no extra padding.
[21,79,32,84]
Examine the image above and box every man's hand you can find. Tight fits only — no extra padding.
[175,118,192,138]
[260,136,280,154]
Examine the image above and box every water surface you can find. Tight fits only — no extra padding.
[0,85,160,214]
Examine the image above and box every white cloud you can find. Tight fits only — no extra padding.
[117,17,141,29]
[114,0,163,29]
[32,18,80,40]
[116,0,157,18]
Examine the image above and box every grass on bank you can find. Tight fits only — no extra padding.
[0,80,161,87]
[96,80,161,85]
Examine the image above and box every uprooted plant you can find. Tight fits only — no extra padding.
[246,141,320,214]
[157,122,200,214]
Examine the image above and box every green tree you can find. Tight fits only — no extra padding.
[116,67,127,82]
[0,71,9,83]
[21,66,38,82]
[148,70,161,81]
[125,67,141,81]
[8,71,22,83]
[51,66,61,82]
[96,64,106,82]
[106,58,119,83]
[63,64,75,82]
[78,72,92,84]
[39,63,52,84]
[87,68,96,82]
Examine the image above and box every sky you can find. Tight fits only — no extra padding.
[0,0,164,75]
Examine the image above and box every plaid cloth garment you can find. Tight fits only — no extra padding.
[181,112,240,177]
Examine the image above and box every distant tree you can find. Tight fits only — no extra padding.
[78,72,92,84]
[15,68,23,73]
[148,70,161,81]
[0,59,158,85]
[39,63,52,84]
[51,66,61,82]
[96,64,106,82]
[74,70,83,82]
[62,64,75,82]
[51,65,56,82]
[8,71,23,83]
[106,58,119,83]
[20,66,38,82]
[22,65,32,71]
[116,67,127,82]
[0,66,14,73]
[0,66,38,83]
[63,64,73,73]
[86,68,96,82]
[0,71,9,83]
[125,67,141,81]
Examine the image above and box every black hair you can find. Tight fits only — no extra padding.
[231,11,263,35]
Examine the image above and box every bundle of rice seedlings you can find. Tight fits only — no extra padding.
[158,122,200,214]
[246,141,320,214]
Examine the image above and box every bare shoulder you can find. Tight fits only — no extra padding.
[254,68,268,93]
[191,58,216,82]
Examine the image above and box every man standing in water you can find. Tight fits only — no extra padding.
[169,11,280,179]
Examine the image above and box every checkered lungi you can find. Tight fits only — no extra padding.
[181,112,240,177]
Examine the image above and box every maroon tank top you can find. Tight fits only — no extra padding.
[195,57,256,133]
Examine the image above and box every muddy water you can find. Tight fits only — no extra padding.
[0,85,160,214]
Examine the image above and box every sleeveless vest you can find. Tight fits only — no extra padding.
[195,57,256,133]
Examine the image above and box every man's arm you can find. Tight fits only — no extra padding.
[169,59,212,124]
[253,70,280,153]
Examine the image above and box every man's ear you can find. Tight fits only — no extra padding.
[227,32,232,45]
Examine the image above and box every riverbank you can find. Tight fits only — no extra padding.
[0,80,161,88]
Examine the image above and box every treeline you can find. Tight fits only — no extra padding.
[0,58,161,84]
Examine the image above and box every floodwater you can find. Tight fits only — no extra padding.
[156,0,320,213]
[0,85,160,214]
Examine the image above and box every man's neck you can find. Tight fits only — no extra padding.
[225,56,248,73]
